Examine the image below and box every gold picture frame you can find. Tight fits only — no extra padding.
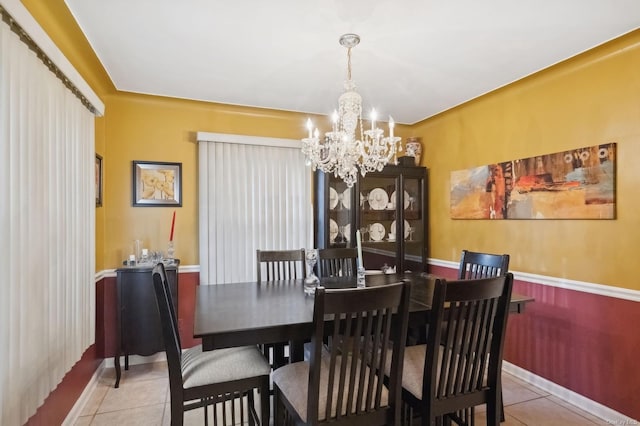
[132,161,182,207]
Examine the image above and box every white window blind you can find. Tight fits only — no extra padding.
[197,132,313,284]
[0,11,97,425]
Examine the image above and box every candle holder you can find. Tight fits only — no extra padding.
[166,241,175,264]
[304,249,320,295]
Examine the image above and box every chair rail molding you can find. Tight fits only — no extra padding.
[428,258,640,302]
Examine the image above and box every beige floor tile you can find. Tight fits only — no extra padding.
[474,410,527,425]
[100,361,169,387]
[501,374,549,406]
[98,377,168,413]
[80,381,109,416]
[507,397,600,425]
[92,404,165,426]
[74,415,93,425]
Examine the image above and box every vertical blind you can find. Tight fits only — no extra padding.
[0,17,95,425]
[198,133,313,284]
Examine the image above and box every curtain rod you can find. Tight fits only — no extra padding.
[0,4,101,115]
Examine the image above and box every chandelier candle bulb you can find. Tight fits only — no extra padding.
[306,118,313,138]
[389,116,395,138]
[371,109,377,130]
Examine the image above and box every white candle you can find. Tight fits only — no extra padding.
[389,116,395,138]
[306,118,313,138]
[356,230,363,268]
[370,109,377,130]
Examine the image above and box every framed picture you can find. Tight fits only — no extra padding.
[132,161,182,207]
[95,154,103,207]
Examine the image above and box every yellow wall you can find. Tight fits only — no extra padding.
[101,93,412,267]
[23,1,640,289]
[411,30,640,289]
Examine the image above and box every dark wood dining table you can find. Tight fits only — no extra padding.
[193,273,534,362]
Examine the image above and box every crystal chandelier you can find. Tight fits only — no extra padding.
[301,34,402,187]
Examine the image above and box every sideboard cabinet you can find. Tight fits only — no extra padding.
[314,165,428,273]
[114,262,179,387]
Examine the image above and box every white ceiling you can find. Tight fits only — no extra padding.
[64,0,639,124]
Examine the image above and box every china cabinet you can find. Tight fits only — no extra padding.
[314,164,427,273]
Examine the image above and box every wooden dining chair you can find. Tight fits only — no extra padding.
[458,250,510,280]
[388,274,514,426]
[317,247,358,278]
[272,281,412,426]
[256,249,306,282]
[256,249,307,370]
[458,249,510,422]
[152,263,271,426]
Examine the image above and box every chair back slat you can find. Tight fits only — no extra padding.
[458,250,510,279]
[423,274,514,421]
[256,249,306,282]
[308,282,411,425]
[318,248,358,278]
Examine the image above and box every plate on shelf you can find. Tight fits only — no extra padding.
[329,219,339,242]
[341,188,351,209]
[342,223,351,242]
[329,187,339,210]
[391,190,411,210]
[368,188,389,210]
[391,220,412,240]
[368,222,386,241]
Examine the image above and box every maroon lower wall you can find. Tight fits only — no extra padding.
[430,264,640,420]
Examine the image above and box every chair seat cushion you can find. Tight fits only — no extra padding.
[182,345,271,389]
[272,351,389,422]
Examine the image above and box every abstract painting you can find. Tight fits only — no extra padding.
[450,143,616,219]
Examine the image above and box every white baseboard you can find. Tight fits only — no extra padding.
[503,361,638,424]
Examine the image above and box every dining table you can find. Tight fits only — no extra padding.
[193,273,534,362]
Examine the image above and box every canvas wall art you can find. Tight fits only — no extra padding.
[450,143,616,219]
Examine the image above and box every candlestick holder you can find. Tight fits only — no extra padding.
[304,248,320,295]
[166,241,175,264]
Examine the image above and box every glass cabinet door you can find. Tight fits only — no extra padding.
[401,176,425,272]
[358,174,399,270]
[328,176,354,248]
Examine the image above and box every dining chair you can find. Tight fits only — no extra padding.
[317,247,358,278]
[256,248,307,370]
[458,250,510,280]
[457,249,510,422]
[272,281,412,426]
[152,263,271,426]
[388,274,514,426]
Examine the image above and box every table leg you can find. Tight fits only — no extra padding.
[289,340,305,362]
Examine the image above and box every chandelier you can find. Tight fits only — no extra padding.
[301,34,402,187]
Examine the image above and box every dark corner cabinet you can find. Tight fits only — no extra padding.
[114,262,179,388]
[314,164,428,273]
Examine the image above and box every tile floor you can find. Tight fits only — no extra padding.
[75,362,610,425]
